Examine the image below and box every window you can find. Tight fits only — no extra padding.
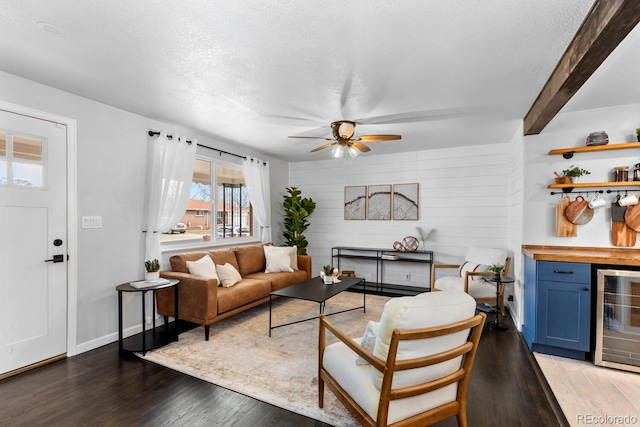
[0,132,44,187]
[160,156,253,245]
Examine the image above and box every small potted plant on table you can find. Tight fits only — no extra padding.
[321,265,336,284]
[145,259,160,281]
[489,264,505,281]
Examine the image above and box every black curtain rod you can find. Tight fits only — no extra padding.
[148,130,264,164]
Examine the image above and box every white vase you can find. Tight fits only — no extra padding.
[145,271,159,281]
[323,274,334,284]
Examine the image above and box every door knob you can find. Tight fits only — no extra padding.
[45,254,64,263]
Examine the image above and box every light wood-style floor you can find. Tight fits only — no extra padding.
[535,353,640,427]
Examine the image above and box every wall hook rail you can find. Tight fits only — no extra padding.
[550,189,604,196]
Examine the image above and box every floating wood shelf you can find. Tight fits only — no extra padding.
[548,181,640,189]
[548,142,640,158]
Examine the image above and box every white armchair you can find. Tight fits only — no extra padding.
[319,291,486,427]
[431,246,511,316]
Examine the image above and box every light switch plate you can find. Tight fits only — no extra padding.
[81,216,102,229]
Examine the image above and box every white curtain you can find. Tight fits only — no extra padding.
[144,131,196,261]
[242,157,272,243]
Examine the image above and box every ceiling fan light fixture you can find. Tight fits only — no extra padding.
[348,146,359,158]
[338,121,355,139]
[331,144,345,159]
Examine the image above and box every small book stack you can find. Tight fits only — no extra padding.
[381,254,399,260]
[130,278,171,289]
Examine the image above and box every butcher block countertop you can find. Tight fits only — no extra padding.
[522,245,640,266]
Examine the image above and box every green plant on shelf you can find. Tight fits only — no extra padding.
[561,165,590,178]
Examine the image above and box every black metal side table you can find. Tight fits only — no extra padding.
[483,275,514,331]
[116,279,179,355]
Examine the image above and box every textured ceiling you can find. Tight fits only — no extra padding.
[0,0,611,161]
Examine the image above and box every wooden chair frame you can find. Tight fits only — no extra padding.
[318,312,486,427]
[431,257,511,316]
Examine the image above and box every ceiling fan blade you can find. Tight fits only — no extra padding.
[288,136,334,141]
[356,108,474,125]
[311,142,337,152]
[355,134,402,142]
[351,142,371,152]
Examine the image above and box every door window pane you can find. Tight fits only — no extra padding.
[0,133,6,157]
[13,162,43,186]
[14,136,42,161]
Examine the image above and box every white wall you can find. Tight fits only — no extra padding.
[289,142,512,288]
[0,70,285,353]
[523,103,640,247]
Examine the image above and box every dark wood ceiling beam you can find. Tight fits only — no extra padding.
[523,0,640,135]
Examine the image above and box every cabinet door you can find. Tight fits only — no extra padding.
[537,280,591,351]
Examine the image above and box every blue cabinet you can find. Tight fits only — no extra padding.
[523,257,591,360]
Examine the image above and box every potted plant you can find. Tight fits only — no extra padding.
[636,128,640,142]
[559,165,591,183]
[489,264,504,280]
[321,265,336,284]
[145,259,160,281]
[283,187,316,255]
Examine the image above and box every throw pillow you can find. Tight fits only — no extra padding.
[186,255,219,281]
[356,320,379,366]
[216,262,242,287]
[264,246,294,273]
[458,261,490,283]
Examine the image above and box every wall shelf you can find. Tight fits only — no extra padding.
[548,142,640,159]
[548,181,640,189]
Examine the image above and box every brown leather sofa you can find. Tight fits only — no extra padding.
[156,243,312,340]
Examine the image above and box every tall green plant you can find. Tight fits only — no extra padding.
[282,187,316,255]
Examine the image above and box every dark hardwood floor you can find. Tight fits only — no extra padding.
[0,309,568,427]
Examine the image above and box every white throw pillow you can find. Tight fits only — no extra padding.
[186,255,219,281]
[264,246,294,273]
[356,320,379,366]
[216,262,242,287]
[457,261,490,282]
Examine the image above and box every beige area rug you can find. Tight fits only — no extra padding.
[139,292,391,426]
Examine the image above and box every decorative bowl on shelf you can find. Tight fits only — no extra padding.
[586,131,608,146]
[555,177,572,184]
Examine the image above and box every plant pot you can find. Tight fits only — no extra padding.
[493,272,501,281]
[145,271,160,281]
[637,135,640,142]
[323,276,334,285]
[554,177,571,185]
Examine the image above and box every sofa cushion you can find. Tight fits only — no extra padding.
[170,251,210,274]
[245,269,308,291]
[216,262,242,288]
[264,246,294,273]
[216,278,272,313]
[208,248,240,271]
[435,275,496,298]
[458,261,490,283]
[186,255,219,280]
[235,243,267,276]
[356,320,379,366]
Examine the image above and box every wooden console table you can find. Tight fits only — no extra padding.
[331,246,434,295]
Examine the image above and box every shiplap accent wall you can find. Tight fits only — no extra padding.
[289,142,511,288]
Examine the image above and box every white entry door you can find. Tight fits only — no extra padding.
[0,110,67,375]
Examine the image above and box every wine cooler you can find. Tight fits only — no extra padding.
[595,269,640,373]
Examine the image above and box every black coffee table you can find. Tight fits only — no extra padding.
[269,276,366,336]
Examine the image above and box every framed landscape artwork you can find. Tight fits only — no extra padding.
[393,183,419,220]
[344,185,366,220]
[367,185,391,220]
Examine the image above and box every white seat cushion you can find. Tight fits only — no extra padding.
[323,337,458,424]
[435,276,497,299]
